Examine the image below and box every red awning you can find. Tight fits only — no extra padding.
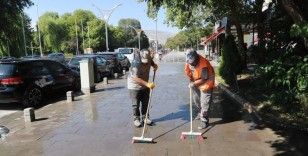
[201,27,225,45]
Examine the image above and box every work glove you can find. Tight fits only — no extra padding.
[188,82,195,88]
[153,64,158,71]
[147,82,155,89]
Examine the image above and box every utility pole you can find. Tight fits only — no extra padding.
[155,18,158,53]
[81,19,85,52]
[92,3,121,51]
[75,18,79,55]
[30,42,34,56]
[87,26,90,48]
[20,13,27,56]
[36,5,43,57]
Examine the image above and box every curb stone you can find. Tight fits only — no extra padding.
[217,83,263,123]
[217,83,308,132]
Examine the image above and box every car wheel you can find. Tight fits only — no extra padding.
[22,86,42,107]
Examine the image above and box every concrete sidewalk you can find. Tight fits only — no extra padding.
[0,61,282,156]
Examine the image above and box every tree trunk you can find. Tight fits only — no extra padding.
[280,0,306,24]
[228,0,246,69]
[255,0,266,64]
[279,0,308,48]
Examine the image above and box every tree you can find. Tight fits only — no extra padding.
[118,18,141,29]
[141,0,254,68]
[0,0,33,56]
[118,18,149,49]
[38,12,66,52]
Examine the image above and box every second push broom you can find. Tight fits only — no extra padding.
[132,70,156,143]
[180,87,204,141]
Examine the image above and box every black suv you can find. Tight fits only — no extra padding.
[0,59,80,107]
[68,55,109,82]
[97,52,123,76]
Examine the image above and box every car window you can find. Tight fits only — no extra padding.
[100,57,107,63]
[18,61,50,76]
[69,57,84,65]
[0,64,16,78]
[96,57,103,65]
[30,62,50,76]
[118,48,133,54]
[46,61,66,75]
[101,54,112,59]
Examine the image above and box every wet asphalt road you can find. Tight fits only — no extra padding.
[0,52,283,156]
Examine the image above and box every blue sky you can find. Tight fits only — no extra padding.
[25,0,179,33]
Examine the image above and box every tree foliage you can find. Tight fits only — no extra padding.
[165,24,213,50]
[32,11,149,54]
[218,35,242,87]
[0,0,33,57]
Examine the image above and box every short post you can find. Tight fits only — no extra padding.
[80,59,95,95]
[122,70,126,75]
[103,77,108,85]
[24,108,35,122]
[114,73,118,79]
[66,91,74,103]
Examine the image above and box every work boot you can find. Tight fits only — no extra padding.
[194,113,201,120]
[198,117,209,130]
[142,115,152,125]
[133,117,142,127]
[198,121,209,130]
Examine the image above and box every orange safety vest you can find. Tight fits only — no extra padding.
[185,55,215,92]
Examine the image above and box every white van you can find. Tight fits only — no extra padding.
[116,48,137,63]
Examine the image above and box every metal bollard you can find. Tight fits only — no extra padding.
[103,77,108,85]
[66,91,74,103]
[114,73,118,79]
[24,108,35,122]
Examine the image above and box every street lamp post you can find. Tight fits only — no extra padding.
[20,13,27,56]
[154,18,158,53]
[36,5,43,57]
[128,26,142,50]
[93,3,121,51]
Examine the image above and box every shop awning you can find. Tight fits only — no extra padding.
[201,27,225,45]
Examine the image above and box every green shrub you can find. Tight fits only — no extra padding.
[218,35,242,88]
[258,44,308,113]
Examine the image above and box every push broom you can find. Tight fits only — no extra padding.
[180,87,204,141]
[132,70,156,143]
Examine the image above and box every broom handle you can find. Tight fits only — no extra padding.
[141,70,156,138]
[190,87,193,132]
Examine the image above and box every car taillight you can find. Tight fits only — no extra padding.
[0,77,23,85]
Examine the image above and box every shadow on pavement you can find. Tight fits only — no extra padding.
[34,117,49,122]
[268,129,308,156]
[153,121,189,140]
[152,104,190,123]
[0,103,24,111]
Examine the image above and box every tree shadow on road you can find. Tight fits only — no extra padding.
[152,104,190,123]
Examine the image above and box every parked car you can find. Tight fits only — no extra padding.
[47,53,66,64]
[97,52,123,76]
[114,52,130,70]
[0,59,80,107]
[68,55,109,82]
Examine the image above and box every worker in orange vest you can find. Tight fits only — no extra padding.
[185,50,215,129]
